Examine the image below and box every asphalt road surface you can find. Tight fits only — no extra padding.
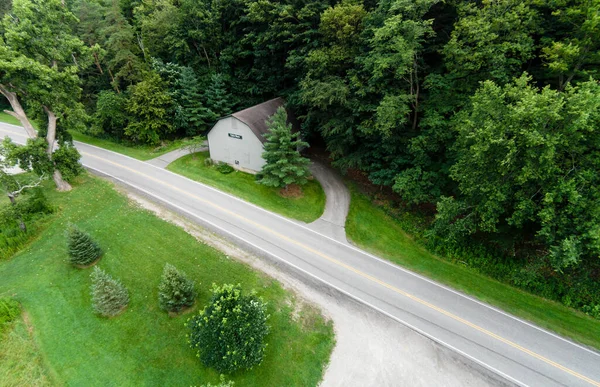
[2,122,599,387]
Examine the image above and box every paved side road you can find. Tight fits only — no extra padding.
[308,161,350,243]
[1,123,599,387]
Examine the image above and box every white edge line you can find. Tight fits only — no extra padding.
[73,137,600,358]
[85,164,529,387]
[1,124,597,357]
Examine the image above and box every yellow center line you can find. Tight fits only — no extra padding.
[83,151,600,386]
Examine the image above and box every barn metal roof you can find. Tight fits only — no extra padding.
[230,97,299,143]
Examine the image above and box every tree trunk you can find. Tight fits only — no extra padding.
[8,194,26,232]
[44,106,72,191]
[0,84,37,138]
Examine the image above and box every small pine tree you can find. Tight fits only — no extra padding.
[67,226,103,266]
[158,263,196,313]
[188,284,269,374]
[256,107,311,191]
[90,267,129,317]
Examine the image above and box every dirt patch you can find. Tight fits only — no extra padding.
[279,184,303,198]
[73,255,102,269]
[167,303,197,318]
[117,184,501,387]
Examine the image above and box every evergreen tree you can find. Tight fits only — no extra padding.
[90,267,129,317]
[256,107,311,191]
[203,73,232,120]
[67,226,103,267]
[158,263,196,313]
[178,67,214,136]
[188,284,269,374]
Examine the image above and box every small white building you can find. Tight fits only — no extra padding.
[207,97,298,173]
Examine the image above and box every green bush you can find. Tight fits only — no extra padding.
[198,375,235,387]
[0,297,20,331]
[215,162,234,174]
[187,284,269,374]
[67,226,103,266]
[203,158,214,167]
[158,263,196,313]
[90,267,129,317]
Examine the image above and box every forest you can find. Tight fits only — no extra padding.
[0,0,599,317]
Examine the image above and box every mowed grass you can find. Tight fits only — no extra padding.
[167,152,325,223]
[345,184,600,350]
[0,175,334,386]
[0,112,24,127]
[69,131,195,161]
[0,314,52,386]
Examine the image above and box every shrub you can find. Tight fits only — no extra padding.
[0,297,20,331]
[216,162,234,174]
[90,267,129,317]
[158,263,196,313]
[187,284,269,374]
[67,226,103,266]
[199,375,235,387]
[203,158,214,167]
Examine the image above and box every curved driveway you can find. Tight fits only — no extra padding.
[1,122,599,387]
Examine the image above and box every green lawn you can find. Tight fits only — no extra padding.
[0,175,334,386]
[0,112,23,127]
[0,311,51,386]
[167,152,325,223]
[69,131,195,161]
[345,183,600,350]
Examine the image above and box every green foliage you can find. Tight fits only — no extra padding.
[257,107,311,189]
[203,73,231,120]
[90,266,129,317]
[215,162,234,175]
[92,90,130,138]
[67,226,102,267]
[125,72,174,144]
[158,263,196,313]
[0,297,20,331]
[188,283,270,374]
[435,75,600,272]
[199,375,235,387]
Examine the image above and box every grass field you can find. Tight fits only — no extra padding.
[0,112,24,127]
[167,152,325,223]
[345,183,600,350]
[69,131,196,161]
[0,175,334,386]
[0,310,51,386]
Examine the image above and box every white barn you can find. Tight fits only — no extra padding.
[207,97,298,173]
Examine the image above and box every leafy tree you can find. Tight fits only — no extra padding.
[187,283,269,374]
[0,140,47,232]
[67,226,103,266]
[124,71,174,144]
[90,266,129,317]
[433,74,600,272]
[540,0,600,89]
[158,263,196,313]
[92,90,130,138]
[0,0,90,191]
[101,0,146,92]
[257,107,311,191]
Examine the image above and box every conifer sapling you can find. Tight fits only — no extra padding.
[158,263,196,313]
[67,226,103,266]
[90,267,129,317]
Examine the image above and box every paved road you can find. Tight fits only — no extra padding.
[2,122,599,387]
[308,161,350,243]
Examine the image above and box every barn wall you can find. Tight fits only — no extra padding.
[207,117,266,172]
